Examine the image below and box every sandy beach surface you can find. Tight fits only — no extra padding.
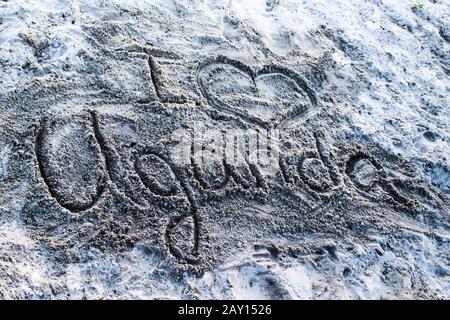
[0,0,449,299]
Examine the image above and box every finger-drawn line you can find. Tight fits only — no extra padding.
[191,131,230,191]
[147,55,187,104]
[197,55,318,128]
[91,111,200,263]
[134,153,180,197]
[35,116,108,213]
[143,149,201,263]
[345,152,412,206]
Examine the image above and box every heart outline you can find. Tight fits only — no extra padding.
[197,55,319,128]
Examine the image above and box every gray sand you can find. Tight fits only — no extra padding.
[0,0,449,299]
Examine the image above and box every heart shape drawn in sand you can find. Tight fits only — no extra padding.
[197,56,318,127]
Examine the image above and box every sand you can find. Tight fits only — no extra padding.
[0,0,449,299]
